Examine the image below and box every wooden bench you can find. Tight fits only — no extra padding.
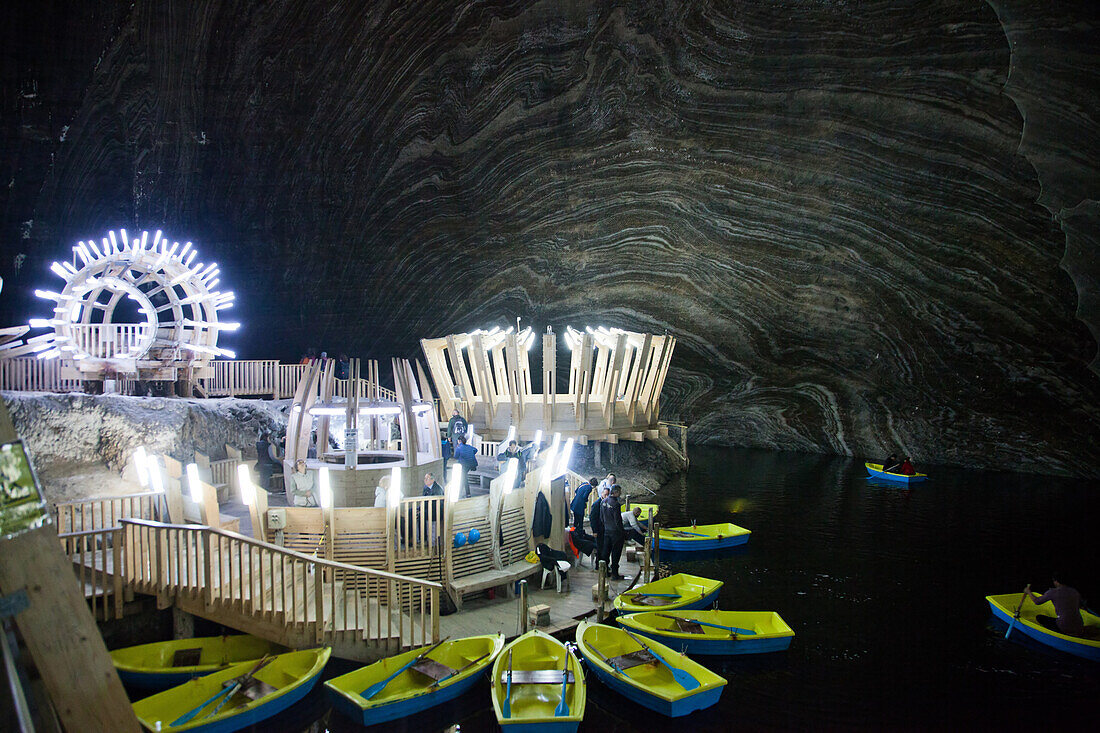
[449,561,540,609]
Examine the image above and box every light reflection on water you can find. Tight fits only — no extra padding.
[251,446,1100,731]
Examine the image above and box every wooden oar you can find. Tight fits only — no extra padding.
[622,629,699,691]
[426,652,492,691]
[502,650,513,719]
[656,612,756,636]
[666,529,709,538]
[553,651,570,717]
[1005,591,1028,640]
[171,655,273,726]
[623,591,681,598]
[362,637,450,699]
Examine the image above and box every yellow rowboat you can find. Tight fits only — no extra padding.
[656,522,750,551]
[617,610,795,656]
[131,647,331,732]
[987,593,1100,661]
[613,573,723,615]
[865,462,927,484]
[491,629,586,733]
[325,634,504,726]
[110,635,285,690]
[575,621,726,717]
[628,503,659,525]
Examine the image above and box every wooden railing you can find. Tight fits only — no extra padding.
[121,519,440,650]
[658,420,689,464]
[0,357,82,392]
[68,323,156,359]
[395,497,446,560]
[55,491,165,535]
[59,526,124,621]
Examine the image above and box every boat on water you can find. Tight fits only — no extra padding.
[628,502,659,526]
[986,593,1100,661]
[110,635,285,690]
[656,523,750,552]
[491,629,586,732]
[865,462,927,484]
[612,573,723,614]
[325,634,504,726]
[131,647,331,732]
[617,609,795,656]
[574,621,726,717]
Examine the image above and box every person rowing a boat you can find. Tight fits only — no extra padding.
[882,454,900,472]
[897,457,915,475]
[1024,574,1086,637]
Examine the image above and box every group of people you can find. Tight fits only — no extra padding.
[567,473,648,580]
[882,454,916,475]
[298,350,351,380]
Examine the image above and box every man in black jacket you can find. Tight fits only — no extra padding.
[599,485,626,579]
[590,485,607,567]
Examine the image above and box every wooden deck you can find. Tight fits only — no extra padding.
[440,545,645,641]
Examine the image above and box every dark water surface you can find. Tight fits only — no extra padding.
[272,446,1100,731]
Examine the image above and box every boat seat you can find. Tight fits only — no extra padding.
[668,618,705,634]
[499,670,576,685]
[607,650,658,671]
[411,658,457,682]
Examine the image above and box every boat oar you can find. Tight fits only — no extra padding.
[622,629,699,691]
[171,655,273,726]
[667,529,709,538]
[655,612,756,636]
[623,592,681,598]
[554,652,570,717]
[426,652,492,690]
[1005,590,1029,640]
[502,650,513,719]
[362,637,450,699]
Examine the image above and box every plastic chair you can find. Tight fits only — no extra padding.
[535,543,571,593]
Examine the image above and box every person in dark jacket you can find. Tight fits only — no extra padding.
[421,472,444,496]
[589,485,607,564]
[452,436,479,498]
[599,485,625,579]
[447,409,468,442]
[569,477,597,527]
[497,440,527,488]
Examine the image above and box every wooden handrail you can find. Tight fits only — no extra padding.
[57,526,122,539]
[119,518,443,590]
[54,490,163,508]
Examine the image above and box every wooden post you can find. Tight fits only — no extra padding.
[644,508,654,583]
[652,521,660,579]
[596,561,608,622]
[200,480,220,529]
[519,579,529,634]
[0,403,140,732]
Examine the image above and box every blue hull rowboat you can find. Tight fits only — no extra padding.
[656,523,750,552]
[131,648,331,733]
[986,593,1100,661]
[865,462,927,484]
[612,574,723,614]
[575,621,725,717]
[617,610,795,656]
[325,634,504,726]
[111,635,285,690]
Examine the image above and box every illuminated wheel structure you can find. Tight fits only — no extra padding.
[19,229,236,388]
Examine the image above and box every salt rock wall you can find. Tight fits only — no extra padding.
[2,392,287,471]
[2,1,1099,476]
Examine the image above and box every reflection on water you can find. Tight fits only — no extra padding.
[245,446,1100,731]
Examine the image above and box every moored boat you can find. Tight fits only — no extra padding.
[131,647,331,732]
[617,609,795,656]
[110,635,285,690]
[656,523,750,552]
[491,629,586,732]
[612,573,723,614]
[986,593,1100,661]
[628,502,659,526]
[865,462,928,484]
[575,621,725,717]
[325,634,504,726]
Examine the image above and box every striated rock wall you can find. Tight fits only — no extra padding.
[2,1,1099,476]
[2,392,287,472]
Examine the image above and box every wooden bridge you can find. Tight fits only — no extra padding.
[55,492,440,663]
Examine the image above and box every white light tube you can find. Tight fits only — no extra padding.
[388,467,402,507]
[237,463,256,506]
[146,455,164,494]
[186,463,202,502]
[133,447,149,487]
[447,463,463,503]
[319,467,332,509]
[556,438,575,477]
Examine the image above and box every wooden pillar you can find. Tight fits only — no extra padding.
[0,402,140,732]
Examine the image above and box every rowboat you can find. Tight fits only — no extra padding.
[612,573,723,614]
[131,647,331,732]
[617,610,795,656]
[575,621,726,717]
[325,634,504,726]
[865,462,927,484]
[110,635,285,690]
[491,629,586,732]
[986,593,1100,661]
[656,523,750,552]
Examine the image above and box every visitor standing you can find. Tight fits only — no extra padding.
[447,409,468,442]
[452,436,479,498]
[421,472,444,496]
[335,354,349,380]
[591,485,609,569]
[600,485,625,579]
[569,476,597,527]
[497,440,527,488]
[290,459,317,506]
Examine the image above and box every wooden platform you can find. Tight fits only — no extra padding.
[439,544,645,641]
